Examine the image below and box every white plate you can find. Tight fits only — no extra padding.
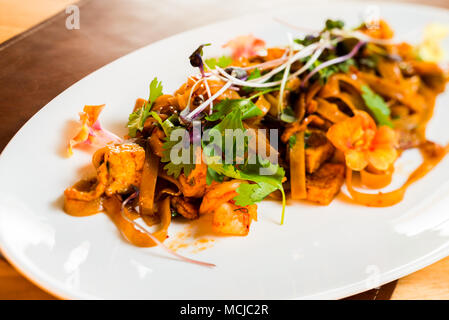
[1,1,449,300]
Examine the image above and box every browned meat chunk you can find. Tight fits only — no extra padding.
[212,202,257,236]
[305,130,335,174]
[171,197,199,220]
[179,161,208,198]
[101,143,145,196]
[65,143,145,201]
[306,163,345,205]
[397,129,421,150]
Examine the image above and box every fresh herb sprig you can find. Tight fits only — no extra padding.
[127,78,163,137]
[205,56,232,69]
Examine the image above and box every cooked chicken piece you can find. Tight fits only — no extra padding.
[305,130,335,174]
[100,143,145,195]
[212,202,257,236]
[306,163,345,205]
[199,180,257,235]
[171,196,199,220]
[65,143,145,201]
[199,180,243,215]
[179,161,208,198]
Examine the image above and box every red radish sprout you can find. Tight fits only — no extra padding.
[302,41,365,86]
[185,81,233,121]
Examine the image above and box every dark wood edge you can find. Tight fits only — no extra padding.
[345,281,398,300]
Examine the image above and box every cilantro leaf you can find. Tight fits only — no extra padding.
[234,182,278,206]
[127,77,163,137]
[206,156,287,224]
[361,85,393,127]
[207,158,285,197]
[201,97,287,223]
[325,19,345,30]
[247,87,279,101]
[161,130,196,178]
[205,56,232,69]
[280,106,296,123]
[241,68,261,93]
[203,100,285,206]
[247,68,261,80]
[213,107,245,132]
[146,111,177,136]
[205,99,262,122]
[288,135,297,149]
[308,57,355,84]
[148,77,164,103]
[127,108,145,138]
[294,35,319,47]
[206,167,224,185]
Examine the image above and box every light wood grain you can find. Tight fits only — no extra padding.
[0,0,76,43]
[392,257,449,300]
[0,259,56,300]
[0,0,448,300]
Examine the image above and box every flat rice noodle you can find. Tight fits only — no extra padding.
[339,83,366,110]
[331,73,362,91]
[92,146,107,168]
[290,131,307,200]
[360,167,393,189]
[359,72,424,112]
[409,60,445,77]
[306,81,322,104]
[416,85,438,140]
[148,128,165,157]
[410,61,447,93]
[317,95,356,116]
[319,73,362,99]
[139,147,160,216]
[64,198,102,217]
[281,115,326,143]
[377,60,403,83]
[390,104,410,119]
[346,144,449,207]
[141,214,161,227]
[265,93,281,117]
[103,195,171,247]
[64,171,106,202]
[392,114,421,131]
[318,76,341,98]
[158,170,182,195]
[316,98,349,123]
[317,74,363,115]
[331,92,358,114]
[244,123,279,158]
[294,92,306,122]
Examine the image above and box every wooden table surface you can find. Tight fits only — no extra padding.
[0,0,448,300]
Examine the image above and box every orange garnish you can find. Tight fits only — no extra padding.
[68,104,122,157]
[327,111,397,171]
[223,34,265,59]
